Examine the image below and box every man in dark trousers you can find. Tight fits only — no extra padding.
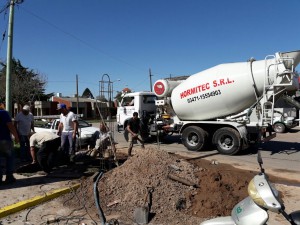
[127,112,145,156]
[29,131,61,174]
[0,100,19,184]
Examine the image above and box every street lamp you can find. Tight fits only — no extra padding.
[111,79,121,98]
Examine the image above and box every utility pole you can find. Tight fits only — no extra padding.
[5,0,23,116]
[5,0,15,116]
[149,68,153,92]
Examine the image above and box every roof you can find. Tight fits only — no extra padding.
[124,91,156,97]
[60,97,98,103]
[53,96,106,103]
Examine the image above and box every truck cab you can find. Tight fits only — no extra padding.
[116,92,157,132]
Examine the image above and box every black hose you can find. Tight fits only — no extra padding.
[246,95,263,119]
[249,58,260,100]
[94,172,106,225]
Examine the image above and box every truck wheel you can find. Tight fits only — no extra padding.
[273,123,286,133]
[182,126,208,151]
[213,127,241,155]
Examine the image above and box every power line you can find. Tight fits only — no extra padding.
[19,5,147,73]
[0,1,10,14]
[0,1,9,55]
[19,5,158,92]
[5,3,178,93]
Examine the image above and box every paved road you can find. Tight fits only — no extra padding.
[99,122,300,182]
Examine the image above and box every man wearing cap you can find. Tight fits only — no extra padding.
[14,105,35,162]
[57,103,78,162]
[0,100,19,184]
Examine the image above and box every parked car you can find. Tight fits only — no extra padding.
[34,118,99,149]
[272,110,298,133]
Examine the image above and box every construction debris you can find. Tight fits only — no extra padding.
[167,173,199,188]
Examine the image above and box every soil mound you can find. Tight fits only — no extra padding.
[62,147,255,224]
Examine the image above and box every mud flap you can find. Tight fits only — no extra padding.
[261,124,276,143]
[261,132,276,143]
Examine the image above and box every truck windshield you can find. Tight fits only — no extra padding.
[143,95,156,104]
[122,97,134,106]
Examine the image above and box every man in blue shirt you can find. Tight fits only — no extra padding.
[0,100,19,184]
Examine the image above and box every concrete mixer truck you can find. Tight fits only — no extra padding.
[117,50,300,155]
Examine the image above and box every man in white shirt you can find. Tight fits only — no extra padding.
[14,105,35,162]
[57,104,78,162]
[30,131,60,173]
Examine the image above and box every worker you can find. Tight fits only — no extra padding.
[14,105,35,162]
[29,131,61,173]
[57,103,78,162]
[93,122,116,157]
[0,100,19,184]
[127,112,145,157]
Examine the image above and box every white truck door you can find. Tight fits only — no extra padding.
[117,96,136,127]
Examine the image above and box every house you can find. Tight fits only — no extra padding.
[33,96,111,119]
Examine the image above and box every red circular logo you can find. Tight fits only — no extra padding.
[154,81,165,95]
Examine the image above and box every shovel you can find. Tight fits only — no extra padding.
[134,187,154,224]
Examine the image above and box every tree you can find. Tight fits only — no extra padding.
[82,88,94,99]
[115,87,132,103]
[0,58,48,106]
[115,91,123,102]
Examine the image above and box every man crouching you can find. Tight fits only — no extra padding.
[30,131,61,174]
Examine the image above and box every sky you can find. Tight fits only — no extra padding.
[0,0,300,98]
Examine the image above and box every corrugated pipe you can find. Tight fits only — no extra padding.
[94,172,106,225]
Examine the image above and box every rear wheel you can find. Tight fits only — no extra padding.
[213,127,241,155]
[182,126,208,151]
[273,122,286,133]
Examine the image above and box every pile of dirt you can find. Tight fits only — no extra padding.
[61,147,255,224]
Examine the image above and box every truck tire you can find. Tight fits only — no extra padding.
[182,126,208,151]
[213,127,241,155]
[273,122,286,133]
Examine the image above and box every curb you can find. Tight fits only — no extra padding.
[0,183,80,219]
